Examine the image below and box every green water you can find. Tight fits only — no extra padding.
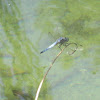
[0,0,100,100]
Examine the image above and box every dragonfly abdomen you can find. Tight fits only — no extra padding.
[40,41,57,54]
[40,48,49,54]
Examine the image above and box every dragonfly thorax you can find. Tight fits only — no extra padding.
[64,37,69,42]
[57,37,69,44]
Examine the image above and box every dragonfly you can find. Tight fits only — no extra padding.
[40,37,69,54]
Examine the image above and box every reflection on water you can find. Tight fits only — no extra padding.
[0,0,100,100]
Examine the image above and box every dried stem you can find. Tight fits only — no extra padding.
[35,43,77,100]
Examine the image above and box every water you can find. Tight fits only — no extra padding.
[0,0,100,100]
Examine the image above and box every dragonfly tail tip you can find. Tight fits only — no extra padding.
[40,51,43,54]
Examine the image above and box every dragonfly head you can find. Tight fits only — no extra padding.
[65,37,69,42]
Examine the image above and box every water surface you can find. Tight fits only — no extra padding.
[0,0,100,100]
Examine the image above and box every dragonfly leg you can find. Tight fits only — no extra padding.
[58,43,69,50]
[63,43,69,46]
[58,44,62,50]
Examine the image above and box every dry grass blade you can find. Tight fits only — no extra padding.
[35,43,77,100]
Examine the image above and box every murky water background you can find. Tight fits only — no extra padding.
[0,0,100,100]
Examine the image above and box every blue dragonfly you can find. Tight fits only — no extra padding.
[40,37,69,54]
